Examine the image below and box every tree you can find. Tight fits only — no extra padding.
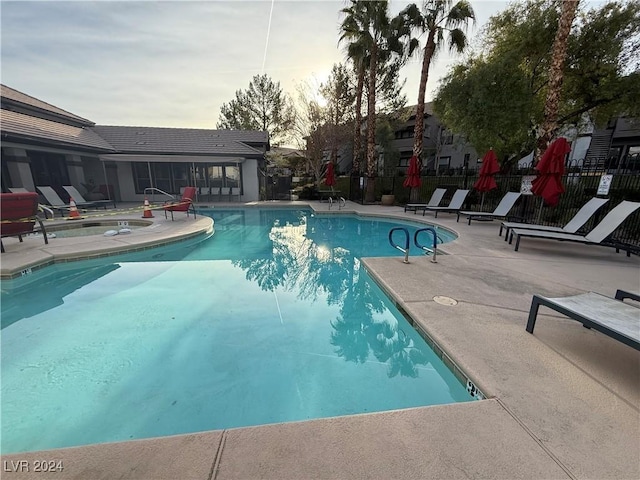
[536,0,579,159]
[319,63,355,169]
[340,0,406,202]
[400,0,475,159]
[217,74,295,146]
[433,0,640,164]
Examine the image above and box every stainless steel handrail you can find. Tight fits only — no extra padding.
[144,187,176,203]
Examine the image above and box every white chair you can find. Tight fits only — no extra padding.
[230,187,241,201]
[220,187,231,201]
[198,186,210,202]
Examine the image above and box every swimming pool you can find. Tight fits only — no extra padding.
[1,208,472,454]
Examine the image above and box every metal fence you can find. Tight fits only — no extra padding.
[339,161,640,250]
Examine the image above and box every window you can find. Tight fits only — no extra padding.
[28,150,70,188]
[438,156,451,169]
[131,162,243,194]
[132,163,151,193]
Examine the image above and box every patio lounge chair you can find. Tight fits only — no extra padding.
[404,188,447,213]
[422,189,470,217]
[510,200,640,254]
[8,187,30,193]
[163,186,196,220]
[1,192,48,252]
[36,186,96,212]
[500,197,609,241]
[63,185,115,209]
[457,192,521,225]
[526,289,640,351]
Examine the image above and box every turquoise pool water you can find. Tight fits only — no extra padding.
[1,209,470,454]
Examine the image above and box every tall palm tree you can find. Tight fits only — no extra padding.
[401,1,475,160]
[340,0,404,202]
[536,0,580,160]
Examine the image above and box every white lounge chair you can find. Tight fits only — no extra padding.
[63,185,115,209]
[510,200,640,255]
[500,197,609,241]
[37,186,96,212]
[404,188,447,214]
[526,289,640,351]
[457,192,521,225]
[422,189,470,217]
[8,187,31,193]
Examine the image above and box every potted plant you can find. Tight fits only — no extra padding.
[381,189,395,206]
[82,180,105,201]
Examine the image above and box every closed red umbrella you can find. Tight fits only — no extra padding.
[473,149,500,192]
[403,155,421,188]
[531,137,570,207]
[323,162,336,187]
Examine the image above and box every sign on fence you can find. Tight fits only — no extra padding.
[520,175,536,195]
[597,174,613,195]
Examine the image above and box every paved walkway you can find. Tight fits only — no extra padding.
[1,200,639,479]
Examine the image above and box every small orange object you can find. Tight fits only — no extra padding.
[142,197,154,218]
[68,197,81,219]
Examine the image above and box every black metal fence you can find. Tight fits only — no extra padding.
[337,159,640,249]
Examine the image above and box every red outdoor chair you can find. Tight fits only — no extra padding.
[1,192,49,252]
[163,186,197,221]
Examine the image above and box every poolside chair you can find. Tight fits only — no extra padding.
[1,192,48,252]
[422,189,470,217]
[404,188,447,214]
[526,289,640,351]
[220,187,231,201]
[457,192,521,225]
[37,186,96,212]
[510,200,640,254]
[500,197,609,241]
[63,185,115,209]
[8,187,31,193]
[230,187,241,201]
[163,186,196,220]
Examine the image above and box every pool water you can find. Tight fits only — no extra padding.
[1,209,470,454]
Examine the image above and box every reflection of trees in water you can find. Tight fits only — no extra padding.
[231,214,428,378]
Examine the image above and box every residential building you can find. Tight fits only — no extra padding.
[0,85,269,202]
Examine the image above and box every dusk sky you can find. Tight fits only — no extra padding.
[1,0,604,137]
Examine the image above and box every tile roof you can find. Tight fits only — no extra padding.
[0,110,115,151]
[1,84,94,126]
[91,126,268,156]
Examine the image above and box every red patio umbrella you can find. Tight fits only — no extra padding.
[473,149,500,192]
[531,137,570,207]
[473,149,500,210]
[403,155,422,188]
[323,162,336,188]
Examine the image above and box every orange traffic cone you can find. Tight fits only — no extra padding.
[142,197,154,218]
[68,197,81,220]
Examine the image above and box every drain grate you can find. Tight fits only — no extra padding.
[433,295,458,306]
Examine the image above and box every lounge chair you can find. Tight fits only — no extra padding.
[422,189,470,217]
[63,185,115,209]
[1,192,48,252]
[163,186,196,220]
[457,192,521,225]
[500,197,609,241]
[8,187,30,193]
[404,188,447,214]
[526,289,640,351]
[36,186,96,212]
[510,200,640,254]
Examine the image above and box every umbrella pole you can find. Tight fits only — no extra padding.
[480,193,485,211]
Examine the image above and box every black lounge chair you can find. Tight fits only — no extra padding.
[457,191,521,225]
[526,290,640,351]
[422,189,470,217]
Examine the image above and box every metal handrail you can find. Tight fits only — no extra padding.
[338,197,346,210]
[414,227,439,263]
[144,187,176,203]
[389,227,410,263]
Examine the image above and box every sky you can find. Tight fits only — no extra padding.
[0,0,601,137]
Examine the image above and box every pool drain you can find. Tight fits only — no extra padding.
[433,295,458,306]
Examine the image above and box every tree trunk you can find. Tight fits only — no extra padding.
[413,30,437,159]
[365,44,378,203]
[352,64,365,176]
[536,0,579,162]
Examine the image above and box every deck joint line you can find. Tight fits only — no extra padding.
[210,429,228,480]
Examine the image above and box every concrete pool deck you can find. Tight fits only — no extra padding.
[1,200,639,479]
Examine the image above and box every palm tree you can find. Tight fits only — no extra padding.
[536,0,580,160]
[401,1,475,160]
[340,0,405,202]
